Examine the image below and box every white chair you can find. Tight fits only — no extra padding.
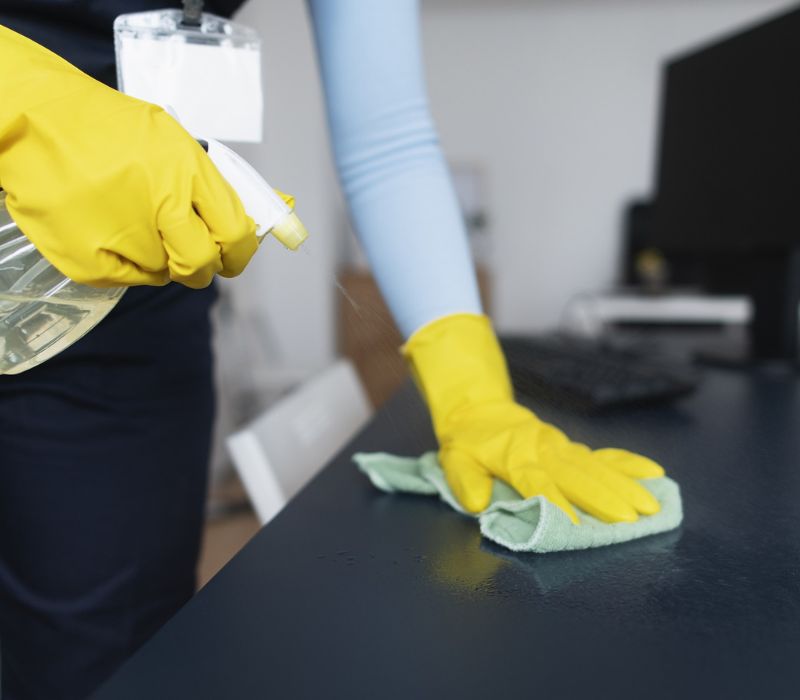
[226,359,373,525]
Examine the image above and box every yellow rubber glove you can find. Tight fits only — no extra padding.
[402,313,666,524]
[0,25,257,288]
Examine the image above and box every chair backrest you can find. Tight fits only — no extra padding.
[226,359,373,524]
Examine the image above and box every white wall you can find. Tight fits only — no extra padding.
[422,0,798,331]
[223,0,798,373]
[226,0,340,378]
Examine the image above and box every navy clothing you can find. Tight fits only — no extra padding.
[0,2,238,698]
[0,285,216,700]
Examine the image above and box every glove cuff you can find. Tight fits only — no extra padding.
[402,313,513,434]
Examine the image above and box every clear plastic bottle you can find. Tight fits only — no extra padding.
[0,191,126,374]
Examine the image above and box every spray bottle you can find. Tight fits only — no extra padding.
[0,143,308,375]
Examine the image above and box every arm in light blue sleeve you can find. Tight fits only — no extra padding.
[307,0,482,339]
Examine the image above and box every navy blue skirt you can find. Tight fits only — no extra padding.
[0,284,217,699]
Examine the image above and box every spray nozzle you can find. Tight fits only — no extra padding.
[199,138,309,250]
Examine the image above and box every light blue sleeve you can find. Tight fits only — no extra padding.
[306,0,483,339]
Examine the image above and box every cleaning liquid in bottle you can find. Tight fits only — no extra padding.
[0,191,125,374]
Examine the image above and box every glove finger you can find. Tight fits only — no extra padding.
[593,448,666,479]
[71,248,169,287]
[507,466,579,524]
[546,458,639,523]
[541,482,580,525]
[440,448,493,514]
[534,420,571,449]
[585,460,661,516]
[159,212,222,288]
[93,262,170,287]
[511,467,580,525]
[193,154,258,278]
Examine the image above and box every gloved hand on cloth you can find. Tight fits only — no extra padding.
[403,313,666,524]
[0,25,260,289]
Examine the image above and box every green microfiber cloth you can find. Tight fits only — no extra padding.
[354,452,683,553]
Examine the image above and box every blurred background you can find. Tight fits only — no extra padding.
[201,0,798,581]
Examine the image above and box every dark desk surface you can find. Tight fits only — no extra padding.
[93,369,800,700]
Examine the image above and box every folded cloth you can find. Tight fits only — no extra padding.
[354,452,683,553]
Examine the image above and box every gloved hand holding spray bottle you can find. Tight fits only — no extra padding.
[0,1,307,374]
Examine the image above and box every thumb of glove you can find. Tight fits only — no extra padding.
[440,448,494,514]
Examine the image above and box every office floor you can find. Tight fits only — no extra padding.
[197,472,260,588]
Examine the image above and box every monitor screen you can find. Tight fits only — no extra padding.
[652,6,800,255]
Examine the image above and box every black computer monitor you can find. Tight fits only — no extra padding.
[651,5,800,363]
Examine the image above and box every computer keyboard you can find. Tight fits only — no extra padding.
[501,334,699,410]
